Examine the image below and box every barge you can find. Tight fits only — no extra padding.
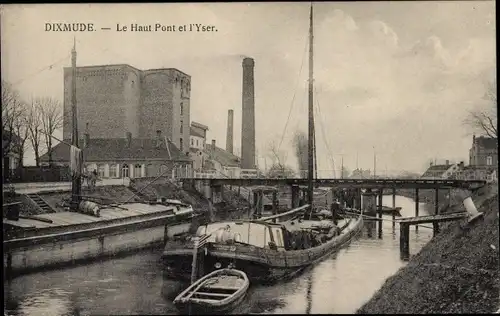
[3,200,196,276]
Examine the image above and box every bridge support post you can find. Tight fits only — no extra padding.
[355,188,362,210]
[415,188,419,232]
[400,223,410,261]
[378,189,383,238]
[272,190,278,223]
[392,187,396,228]
[291,185,300,209]
[433,189,440,236]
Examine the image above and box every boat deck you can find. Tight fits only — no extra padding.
[3,203,188,229]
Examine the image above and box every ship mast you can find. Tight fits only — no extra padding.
[307,3,315,209]
[70,38,82,210]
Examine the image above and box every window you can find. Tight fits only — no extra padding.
[180,120,183,133]
[180,138,184,152]
[191,138,194,146]
[196,139,199,147]
[122,164,129,178]
[180,102,183,116]
[134,164,142,177]
[487,156,493,166]
[109,165,118,178]
[98,164,106,178]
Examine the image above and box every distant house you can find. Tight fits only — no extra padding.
[351,168,372,179]
[421,160,460,179]
[188,121,242,178]
[452,164,497,182]
[2,129,21,180]
[40,130,192,179]
[469,135,498,169]
[204,139,241,178]
[189,122,209,171]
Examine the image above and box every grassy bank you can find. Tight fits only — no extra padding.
[357,183,499,314]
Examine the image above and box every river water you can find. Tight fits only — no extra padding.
[4,196,433,315]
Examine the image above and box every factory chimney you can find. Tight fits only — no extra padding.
[241,57,256,169]
[226,109,234,154]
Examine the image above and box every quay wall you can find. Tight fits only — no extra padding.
[357,183,499,314]
[4,214,192,277]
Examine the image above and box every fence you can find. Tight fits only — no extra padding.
[4,166,71,183]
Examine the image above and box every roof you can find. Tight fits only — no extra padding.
[205,144,240,167]
[40,138,191,162]
[64,64,190,77]
[421,164,451,177]
[474,136,498,150]
[191,121,209,131]
[190,127,204,138]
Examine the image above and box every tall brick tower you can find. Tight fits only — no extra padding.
[241,58,255,169]
[226,109,234,154]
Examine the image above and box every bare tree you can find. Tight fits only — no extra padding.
[26,100,44,166]
[12,102,30,168]
[266,140,294,178]
[464,79,497,138]
[292,130,308,178]
[2,81,24,160]
[37,97,63,166]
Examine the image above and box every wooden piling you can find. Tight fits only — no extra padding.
[400,223,410,260]
[433,189,440,236]
[392,188,396,228]
[190,237,200,284]
[377,189,383,238]
[415,188,419,232]
[291,185,300,209]
[272,191,278,223]
[163,225,169,247]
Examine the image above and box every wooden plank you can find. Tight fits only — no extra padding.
[398,213,468,225]
[193,292,231,297]
[46,212,99,225]
[100,209,135,219]
[3,219,37,228]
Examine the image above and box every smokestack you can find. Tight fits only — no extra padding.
[226,109,234,154]
[241,57,255,169]
[212,139,216,148]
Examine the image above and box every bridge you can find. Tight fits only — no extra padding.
[182,177,487,190]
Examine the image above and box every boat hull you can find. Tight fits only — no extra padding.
[4,213,194,277]
[174,291,246,314]
[163,215,363,284]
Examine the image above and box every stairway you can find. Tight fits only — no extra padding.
[26,193,56,213]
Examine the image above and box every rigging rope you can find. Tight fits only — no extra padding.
[278,36,309,151]
[11,54,71,86]
[314,86,337,178]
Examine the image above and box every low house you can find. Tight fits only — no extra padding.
[421,160,460,179]
[469,135,498,169]
[40,130,192,179]
[452,162,497,181]
[204,139,241,178]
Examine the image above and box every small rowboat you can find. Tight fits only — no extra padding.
[173,268,249,314]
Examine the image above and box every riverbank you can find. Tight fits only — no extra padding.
[357,183,499,314]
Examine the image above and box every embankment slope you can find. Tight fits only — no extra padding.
[358,184,499,314]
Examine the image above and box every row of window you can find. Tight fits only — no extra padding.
[86,163,144,178]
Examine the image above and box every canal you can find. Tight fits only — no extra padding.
[4,195,433,315]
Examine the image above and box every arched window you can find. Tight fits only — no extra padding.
[122,164,129,178]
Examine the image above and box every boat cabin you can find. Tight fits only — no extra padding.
[196,217,338,252]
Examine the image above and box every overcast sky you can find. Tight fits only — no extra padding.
[1,2,496,174]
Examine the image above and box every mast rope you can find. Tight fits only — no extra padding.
[11,54,71,86]
[314,87,337,178]
[278,35,309,152]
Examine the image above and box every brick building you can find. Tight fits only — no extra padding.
[469,135,498,169]
[63,64,191,153]
[40,130,192,179]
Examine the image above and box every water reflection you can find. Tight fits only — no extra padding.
[4,196,432,315]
